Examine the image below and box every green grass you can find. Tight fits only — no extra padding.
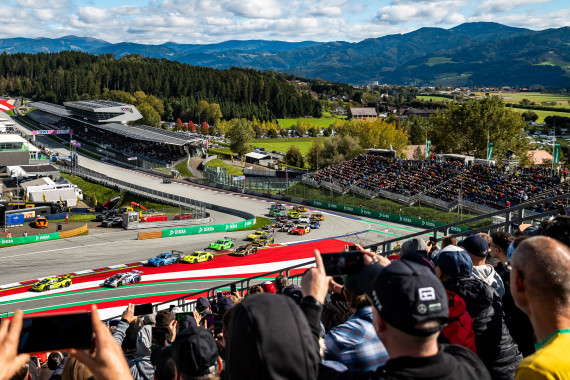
[281,183,491,230]
[426,57,454,66]
[61,174,120,207]
[250,137,323,156]
[175,161,193,177]
[492,92,570,109]
[416,95,455,103]
[208,147,233,159]
[514,109,570,123]
[277,117,339,129]
[234,216,272,231]
[205,159,244,176]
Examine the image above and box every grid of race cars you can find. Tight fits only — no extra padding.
[29,203,325,292]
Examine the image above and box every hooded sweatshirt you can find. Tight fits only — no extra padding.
[225,293,320,380]
[472,264,505,298]
[439,291,477,354]
[113,321,154,380]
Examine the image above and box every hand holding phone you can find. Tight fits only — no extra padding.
[0,310,33,380]
[321,251,364,276]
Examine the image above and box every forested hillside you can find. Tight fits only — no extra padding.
[0,51,321,122]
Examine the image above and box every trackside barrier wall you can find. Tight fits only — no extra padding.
[0,232,59,246]
[161,218,256,238]
[310,200,469,233]
[59,224,88,239]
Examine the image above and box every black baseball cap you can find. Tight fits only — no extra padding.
[357,260,448,337]
[172,326,218,377]
[458,235,489,258]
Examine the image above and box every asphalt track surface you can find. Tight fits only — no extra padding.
[0,130,433,314]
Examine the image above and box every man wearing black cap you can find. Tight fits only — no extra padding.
[303,249,490,380]
[172,326,220,380]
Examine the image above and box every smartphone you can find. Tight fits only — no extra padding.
[214,313,223,326]
[175,312,194,322]
[344,244,358,252]
[18,312,92,354]
[322,252,365,276]
[429,237,437,244]
[134,303,153,316]
[216,291,222,303]
[205,314,215,329]
[230,283,237,294]
[151,326,170,348]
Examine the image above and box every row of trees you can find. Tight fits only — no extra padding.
[0,51,322,123]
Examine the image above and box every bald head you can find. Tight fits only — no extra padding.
[512,236,570,310]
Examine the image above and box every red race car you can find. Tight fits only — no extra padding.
[290,225,310,235]
[174,212,193,220]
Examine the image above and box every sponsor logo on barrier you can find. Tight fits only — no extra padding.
[329,203,338,209]
[199,226,215,233]
[421,220,437,228]
[169,229,187,236]
[379,213,390,219]
[344,206,353,212]
[361,209,372,215]
[245,221,253,226]
[1,239,14,244]
[313,201,323,206]
[226,224,238,230]
[35,235,51,241]
[399,216,412,223]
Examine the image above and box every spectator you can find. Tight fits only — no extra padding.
[491,232,535,357]
[151,347,176,380]
[9,364,29,380]
[261,281,276,294]
[511,237,570,379]
[61,357,91,380]
[324,275,389,371]
[438,290,477,354]
[0,310,32,380]
[441,236,458,249]
[143,313,156,326]
[246,285,264,296]
[172,326,220,380]
[539,215,570,247]
[195,298,211,315]
[216,297,235,316]
[459,235,505,298]
[41,353,62,380]
[225,294,320,379]
[281,284,303,305]
[433,245,522,379]
[310,250,490,380]
[274,274,290,293]
[321,279,352,332]
[401,238,429,258]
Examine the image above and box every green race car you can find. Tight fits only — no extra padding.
[208,238,235,251]
[181,251,214,264]
[269,209,284,217]
[31,275,72,292]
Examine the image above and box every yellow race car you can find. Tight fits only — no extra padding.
[293,205,307,212]
[31,275,72,292]
[247,230,267,240]
[181,251,214,264]
[311,213,325,221]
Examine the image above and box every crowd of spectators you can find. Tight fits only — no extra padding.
[1,215,569,380]
[312,154,568,211]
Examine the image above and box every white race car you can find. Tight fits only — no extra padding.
[103,271,142,287]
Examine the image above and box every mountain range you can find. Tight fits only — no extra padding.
[1,22,569,87]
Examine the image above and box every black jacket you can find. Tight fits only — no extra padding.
[495,262,535,357]
[444,277,522,380]
[317,344,491,380]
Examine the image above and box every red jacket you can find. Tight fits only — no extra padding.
[441,290,477,354]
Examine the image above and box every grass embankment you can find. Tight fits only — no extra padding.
[234,216,272,231]
[205,159,244,176]
[175,161,193,177]
[250,137,322,156]
[277,117,339,129]
[282,183,491,230]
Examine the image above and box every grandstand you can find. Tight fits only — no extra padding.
[27,101,206,164]
[64,99,143,124]
[310,152,569,212]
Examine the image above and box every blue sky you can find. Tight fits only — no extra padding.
[0,0,568,44]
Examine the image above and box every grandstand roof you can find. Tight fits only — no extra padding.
[64,100,129,110]
[95,123,201,146]
[28,102,70,117]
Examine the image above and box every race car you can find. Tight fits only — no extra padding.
[102,216,123,228]
[181,251,214,264]
[293,205,307,212]
[280,221,295,232]
[269,209,284,217]
[275,215,288,222]
[174,212,193,220]
[246,230,267,241]
[309,220,321,229]
[290,224,310,235]
[103,271,142,287]
[208,238,235,251]
[298,215,310,224]
[230,244,258,257]
[288,210,300,219]
[251,233,275,247]
[271,203,286,211]
[147,250,182,267]
[261,224,274,231]
[31,275,72,292]
[311,213,325,221]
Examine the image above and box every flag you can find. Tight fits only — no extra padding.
[425,140,431,159]
[42,193,46,202]
[487,142,494,161]
[553,143,561,164]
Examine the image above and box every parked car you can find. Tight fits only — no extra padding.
[174,212,193,220]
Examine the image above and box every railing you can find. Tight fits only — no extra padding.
[352,186,377,199]
[319,180,344,194]
[418,194,455,211]
[377,189,417,206]
[459,199,498,215]
[301,174,320,188]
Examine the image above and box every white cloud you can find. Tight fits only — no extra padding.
[373,0,466,25]
[223,0,283,19]
[76,7,112,24]
[474,0,549,16]
[470,7,570,30]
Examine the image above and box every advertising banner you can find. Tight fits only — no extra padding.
[553,143,561,164]
[162,218,255,238]
[310,200,468,233]
[487,142,494,161]
[0,232,59,246]
[6,214,24,226]
[425,140,431,159]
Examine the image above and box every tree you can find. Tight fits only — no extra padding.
[227,119,254,156]
[206,103,223,125]
[133,102,161,127]
[412,146,424,160]
[428,97,530,162]
[267,128,278,138]
[201,122,210,135]
[188,121,195,133]
[403,115,430,145]
[307,139,324,170]
[197,100,209,124]
[521,110,539,122]
[176,118,183,130]
[286,145,304,168]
